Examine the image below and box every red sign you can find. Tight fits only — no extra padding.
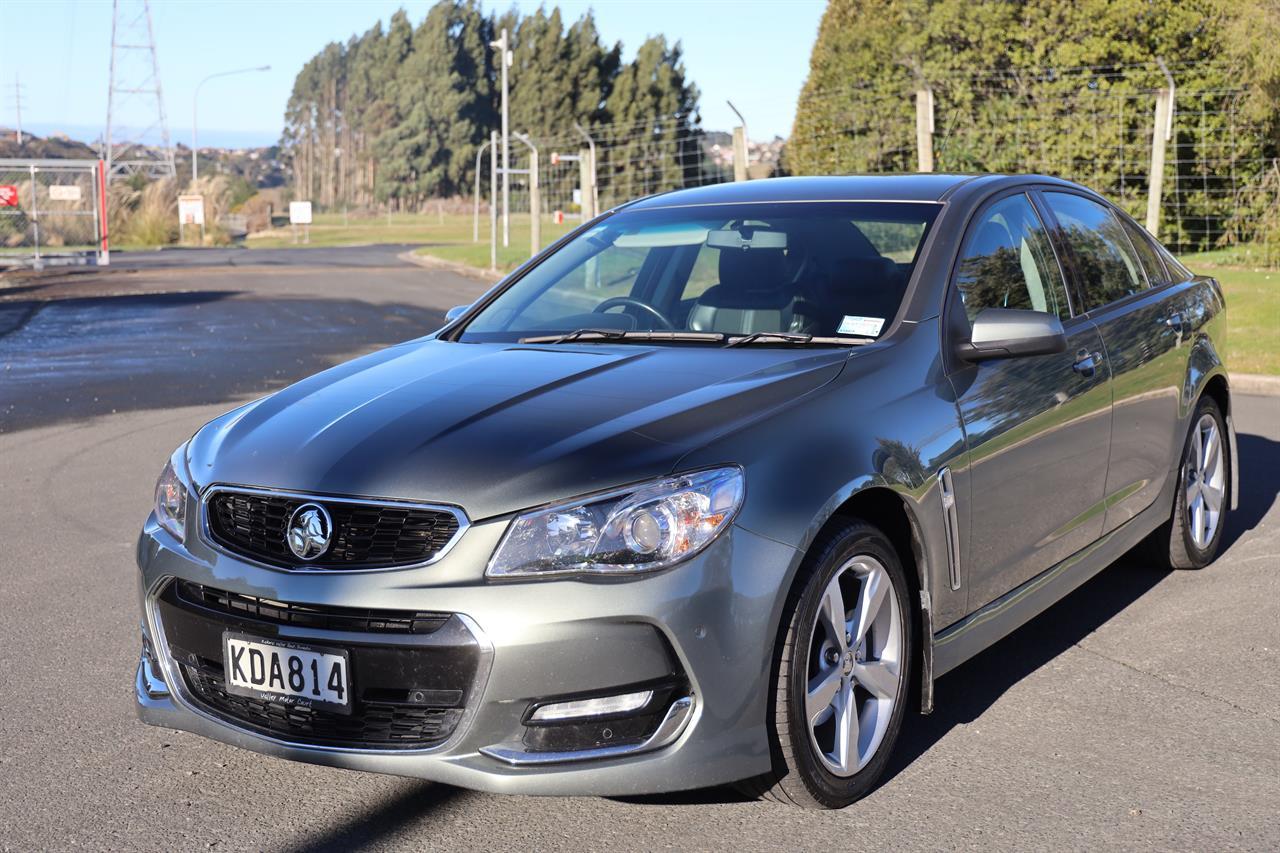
[554,210,564,224]
[0,185,17,207]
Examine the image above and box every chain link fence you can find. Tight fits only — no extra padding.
[484,61,1275,266]
[0,159,108,268]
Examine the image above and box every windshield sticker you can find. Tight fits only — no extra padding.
[838,315,884,337]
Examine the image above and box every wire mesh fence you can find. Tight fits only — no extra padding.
[488,61,1275,265]
[0,159,108,267]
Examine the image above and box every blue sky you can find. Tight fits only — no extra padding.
[1,0,826,148]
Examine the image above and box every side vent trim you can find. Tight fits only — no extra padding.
[938,467,962,591]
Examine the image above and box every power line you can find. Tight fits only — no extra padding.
[104,0,175,181]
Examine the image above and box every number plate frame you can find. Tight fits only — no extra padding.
[222,632,352,715]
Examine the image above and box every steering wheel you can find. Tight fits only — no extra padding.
[592,296,675,330]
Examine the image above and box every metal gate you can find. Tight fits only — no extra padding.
[0,158,109,269]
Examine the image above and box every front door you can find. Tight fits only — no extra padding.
[945,192,1114,608]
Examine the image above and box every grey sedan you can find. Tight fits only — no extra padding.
[136,174,1234,809]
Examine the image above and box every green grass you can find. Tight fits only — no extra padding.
[1212,267,1280,375]
[247,211,576,269]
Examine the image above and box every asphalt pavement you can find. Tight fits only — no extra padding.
[0,249,1277,851]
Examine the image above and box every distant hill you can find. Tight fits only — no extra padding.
[0,130,98,160]
[0,129,287,188]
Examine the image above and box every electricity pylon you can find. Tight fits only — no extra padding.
[103,0,176,181]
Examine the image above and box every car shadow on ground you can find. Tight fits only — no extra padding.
[286,781,458,852]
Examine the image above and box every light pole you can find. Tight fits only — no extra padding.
[489,29,512,247]
[192,65,270,183]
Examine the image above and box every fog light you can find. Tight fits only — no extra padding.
[528,689,654,722]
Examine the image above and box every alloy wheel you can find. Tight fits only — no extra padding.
[804,554,903,777]
[1184,412,1226,550]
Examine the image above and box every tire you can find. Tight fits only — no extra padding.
[738,519,915,809]
[1145,396,1231,570]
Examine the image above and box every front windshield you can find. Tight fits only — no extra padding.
[458,201,940,344]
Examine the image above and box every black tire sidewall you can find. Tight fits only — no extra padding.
[781,522,914,807]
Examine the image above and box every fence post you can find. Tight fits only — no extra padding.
[489,130,498,270]
[529,146,540,255]
[915,87,935,173]
[29,164,41,267]
[1145,90,1173,236]
[727,100,749,181]
[1146,59,1176,237]
[732,127,748,182]
[578,150,596,220]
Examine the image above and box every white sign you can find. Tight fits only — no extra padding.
[178,194,205,226]
[48,185,82,202]
[289,201,313,225]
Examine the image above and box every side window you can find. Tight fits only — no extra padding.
[954,193,1071,323]
[1043,192,1147,309]
[1120,219,1169,286]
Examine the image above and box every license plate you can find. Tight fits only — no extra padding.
[222,632,351,714]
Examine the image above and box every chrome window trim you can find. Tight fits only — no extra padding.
[198,484,470,574]
[143,574,496,757]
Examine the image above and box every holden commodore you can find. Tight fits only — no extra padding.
[136,175,1236,808]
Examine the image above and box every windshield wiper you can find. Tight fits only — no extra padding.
[520,330,727,345]
[727,330,875,348]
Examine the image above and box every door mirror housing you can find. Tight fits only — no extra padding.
[445,304,471,323]
[956,308,1067,361]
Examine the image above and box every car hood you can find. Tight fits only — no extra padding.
[187,340,849,520]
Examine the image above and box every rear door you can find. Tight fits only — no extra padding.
[946,191,1114,608]
[1039,191,1184,532]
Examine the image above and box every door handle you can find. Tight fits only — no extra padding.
[1073,350,1104,375]
[1165,313,1184,333]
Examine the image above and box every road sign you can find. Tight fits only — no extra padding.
[49,185,82,202]
[178,194,205,226]
[289,201,312,225]
[0,185,16,206]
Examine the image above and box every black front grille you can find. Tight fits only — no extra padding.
[180,658,464,748]
[174,580,450,635]
[205,490,461,570]
[157,581,482,751]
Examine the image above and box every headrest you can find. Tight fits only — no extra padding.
[717,247,788,295]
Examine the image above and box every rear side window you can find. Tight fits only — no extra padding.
[1120,219,1169,286]
[1043,192,1147,309]
[954,193,1071,322]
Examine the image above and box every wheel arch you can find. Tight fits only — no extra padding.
[805,485,937,715]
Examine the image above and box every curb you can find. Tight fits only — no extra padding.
[397,250,503,284]
[1232,373,1280,397]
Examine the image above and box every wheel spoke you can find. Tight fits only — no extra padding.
[853,659,899,700]
[1194,424,1205,472]
[1192,495,1207,546]
[834,683,858,772]
[806,667,842,725]
[850,563,889,645]
[818,578,848,652]
[1202,425,1220,476]
[1203,483,1224,513]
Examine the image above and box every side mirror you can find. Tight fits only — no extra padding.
[956,308,1067,361]
[445,304,471,323]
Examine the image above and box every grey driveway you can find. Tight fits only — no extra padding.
[0,253,1276,851]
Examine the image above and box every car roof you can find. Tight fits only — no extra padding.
[624,173,1081,209]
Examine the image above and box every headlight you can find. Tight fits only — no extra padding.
[486,466,744,579]
[154,451,190,541]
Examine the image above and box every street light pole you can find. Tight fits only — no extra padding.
[192,64,270,183]
[489,29,512,247]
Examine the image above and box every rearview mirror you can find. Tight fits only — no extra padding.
[956,308,1067,361]
[445,304,471,323]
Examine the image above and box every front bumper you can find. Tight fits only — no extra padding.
[135,512,800,796]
